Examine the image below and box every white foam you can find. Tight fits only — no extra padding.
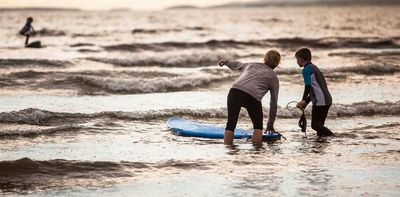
[87,51,239,67]
[1,101,398,125]
[73,73,230,93]
[276,64,400,75]
[0,125,82,138]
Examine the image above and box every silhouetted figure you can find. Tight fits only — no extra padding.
[19,17,35,46]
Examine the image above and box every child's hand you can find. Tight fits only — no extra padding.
[296,100,307,110]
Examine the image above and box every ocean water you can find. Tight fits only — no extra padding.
[0,5,400,196]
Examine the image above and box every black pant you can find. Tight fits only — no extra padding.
[225,88,263,131]
[311,105,333,136]
[25,35,30,45]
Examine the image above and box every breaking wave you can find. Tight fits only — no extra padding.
[328,101,400,117]
[0,125,82,139]
[132,28,180,34]
[103,39,263,52]
[0,158,209,176]
[131,26,208,34]
[2,64,396,95]
[31,28,67,36]
[331,64,400,75]
[103,37,400,52]
[0,101,398,126]
[328,51,400,57]
[0,59,70,68]
[70,43,95,47]
[0,157,129,177]
[71,33,105,38]
[6,70,46,78]
[277,64,400,75]
[86,51,239,67]
[59,73,230,93]
[0,157,211,192]
[0,70,223,94]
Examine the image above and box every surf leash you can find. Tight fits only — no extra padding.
[286,101,307,139]
[275,131,287,140]
[264,130,287,140]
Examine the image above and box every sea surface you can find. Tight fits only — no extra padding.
[0,5,399,196]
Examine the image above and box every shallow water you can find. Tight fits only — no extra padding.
[1,4,400,196]
[1,117,399,196]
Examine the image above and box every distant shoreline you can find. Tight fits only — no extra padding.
[1,1,399,13]
[0,7,80,11]
[166,5,199,10]
[165,1,400,10]
[210,0,400,9]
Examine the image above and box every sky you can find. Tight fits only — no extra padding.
[0,0,388,11]
[0,0,251,10]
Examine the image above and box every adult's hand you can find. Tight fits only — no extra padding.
[217,56,228,67]
[266,127,276,133]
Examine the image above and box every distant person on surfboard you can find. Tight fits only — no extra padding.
[218,50,280,145]
[295,48,334,137]
[19,17,35,46]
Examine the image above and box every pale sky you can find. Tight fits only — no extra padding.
[0,0,251,10]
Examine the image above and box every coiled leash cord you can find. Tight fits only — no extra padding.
[286,101,307,139]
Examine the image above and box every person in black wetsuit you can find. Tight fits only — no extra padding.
[295,48,334,137]
[19,17,35,46]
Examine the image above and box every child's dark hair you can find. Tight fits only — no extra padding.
[27,17,33,22]
[295,48,312,61]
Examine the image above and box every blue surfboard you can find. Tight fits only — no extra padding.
[167,117,281,140]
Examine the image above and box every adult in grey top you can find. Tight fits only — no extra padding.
[224,60,279,130]
[219,49,280,145]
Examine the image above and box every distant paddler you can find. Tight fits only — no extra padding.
[19,17,35,46]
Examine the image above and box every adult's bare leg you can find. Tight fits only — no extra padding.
[224,130,234,145]
[252,129,263,145]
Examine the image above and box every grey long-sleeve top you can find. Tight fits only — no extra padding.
[225,60,279,129]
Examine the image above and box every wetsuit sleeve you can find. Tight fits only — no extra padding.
[302,66,313,103]
[20,24,29,34]
[267,77,279,130]
[224,60,247,71]
[302,85,312,104]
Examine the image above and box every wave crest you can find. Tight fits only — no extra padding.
[0,101,398,126]
[0,125,82,138]
[0,59,70,68]
[0,157,211,192]
[277,64,400,75]
[31,28,67,36]
[68,73,229,93]
[103,37,400,52]
[86,51,239,67]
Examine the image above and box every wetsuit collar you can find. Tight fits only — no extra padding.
[304,62,312,67]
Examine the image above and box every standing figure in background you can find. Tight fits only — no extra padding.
[19,17,35,46]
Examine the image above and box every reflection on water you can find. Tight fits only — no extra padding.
[0,115,399,196]
[1,4,400,196]
[297,137,330,154]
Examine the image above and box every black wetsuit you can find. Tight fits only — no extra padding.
[20,22,33,45]
[302,62,334,136]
